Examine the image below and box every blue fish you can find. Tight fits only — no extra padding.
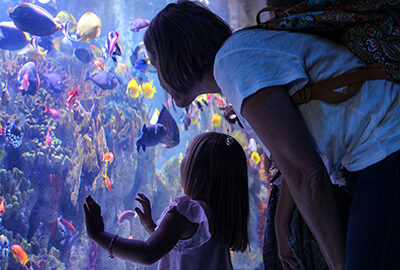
[17,62,40,96]
[136,105,180,152]
[85,70,118,90]
[134,59,148,72]
[42,69,63,92]
[74,48,92,64]
[8,3,62,36]
[0,22,30,51]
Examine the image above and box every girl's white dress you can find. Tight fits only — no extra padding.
[156,194,233,270]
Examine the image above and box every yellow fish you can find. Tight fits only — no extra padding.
[55,11,76,32]
[251,152,261,165]
[141,81,156,99]
[70,12,102,43]
[211,113,222,127]
[126,79,141,98]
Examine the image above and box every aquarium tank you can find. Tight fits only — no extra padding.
[0,0,270,269]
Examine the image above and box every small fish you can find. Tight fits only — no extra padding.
[182,111,191,131]
[106,31,122,62]
[0,235,10,258]
[136,105,180,152]
[134,59,149,72]
[66,12,102,43]
[0,199,5,214]
[65,86,81,110]
[8,3,62,36]
[42,69,63,92]
[141,81,156,99]
[43,104,61,118]
[85,70,118,90]
[251,152,261,165]
[55,11,76,32]
[248,138,257,152]
[130,18,150,32]
[103,173,111,191]
[126,79,141,98]
[45,126,52,147]
[11,244,29,267]
[1,82,11,106]
[57,217,76,233]
[211,113,222,127]
[102,152,114,164]
[0,123,3,136]
[5,122,23,149]
[0,21,30,51]
[117,210,137,224]
[74,48,92,63]
[17,62,40,96]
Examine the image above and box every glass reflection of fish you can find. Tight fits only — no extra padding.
[136,105,180,152]
[4,122,23,149]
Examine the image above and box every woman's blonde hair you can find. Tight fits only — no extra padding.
[182,132,249,252]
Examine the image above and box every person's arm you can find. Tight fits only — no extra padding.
[241,86,345,270]
[84,196,198,265]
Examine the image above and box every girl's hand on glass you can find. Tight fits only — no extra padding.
[83,195,105,240]
[135,193,156,234]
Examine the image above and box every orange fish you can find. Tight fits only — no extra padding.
[103,174,111,191]
[0,199,5,214]
[102,152,114,164]
[57,217,76,233]
[11,244,29,266]
[66,86,81,110]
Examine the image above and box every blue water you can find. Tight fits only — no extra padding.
[0,0,267,269]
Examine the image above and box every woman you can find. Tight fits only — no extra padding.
[143,1,400,269]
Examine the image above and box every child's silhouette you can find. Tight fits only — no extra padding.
[84,132,249,269]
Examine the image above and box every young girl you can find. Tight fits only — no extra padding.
[83,132,249,269]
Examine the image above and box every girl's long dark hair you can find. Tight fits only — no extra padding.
[144,1,232,96]
[182,132,249,252]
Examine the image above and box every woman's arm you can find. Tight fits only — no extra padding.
[241,86,345,270]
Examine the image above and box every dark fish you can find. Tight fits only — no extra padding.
[37,36,53,53]
[136,105,180,152]
[85,70,118,90]
[17,62,40,96]
[0,22,30,51]
[8,3,61,36]
[42,69,63,92]
[134,59,148,72]
[74,48,92,63]
[182,112,191,131]
[4,122,23,148]
[105,31,122,62]
[130,18,150,32]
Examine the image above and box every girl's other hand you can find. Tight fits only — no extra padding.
[83,195,105,240]
[135,193,156,235]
